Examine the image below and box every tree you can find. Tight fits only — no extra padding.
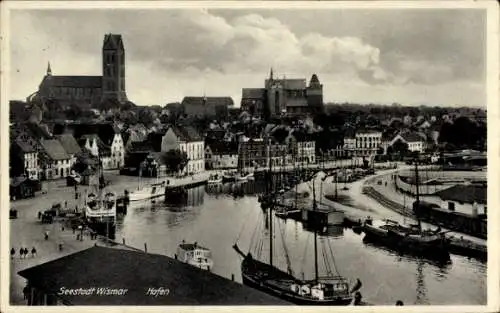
[162,149,189,174]
[390,139,409,159]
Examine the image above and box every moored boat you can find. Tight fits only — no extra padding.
[128,181,166,202]
[207,173,223,184]
[176,241,214,270]
[233,163,360,305]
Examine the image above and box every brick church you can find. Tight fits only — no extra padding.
[241,69,324,119]
[28,34,128,108]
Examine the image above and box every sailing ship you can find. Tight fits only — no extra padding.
[233,157,360,305]
[84,159,116,238]
[361,160,450,261]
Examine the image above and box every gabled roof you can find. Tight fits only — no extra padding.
[170,125,202,142]
[434,184,486,204]
[18,246,289,305]
[40,139,70,160]
[103,34,124,50]
[242,88,266,99]
[54,134,81,155]
[400,132,424,143]
[182,96,234,107]
[41,75,102,88]
[14,139,36,153]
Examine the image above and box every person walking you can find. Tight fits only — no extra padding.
[31,247,37,258]
[19,247,24,259]
[44,231,49,240]
[24,247,29,258]
[23,285,29,300]
[11,248,15,259]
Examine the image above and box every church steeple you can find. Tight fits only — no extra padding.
[46,62,52,76]
[270,67,274,80]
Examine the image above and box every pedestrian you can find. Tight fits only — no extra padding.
[352,291,366,306]
[11,248,15,259]
[23,286,29,300]
[31,247,37,258]
[44,231,49,240]
[19,247,24,259]
[38,211,41,220]
[23,248,29,258]
[396,300,404,306]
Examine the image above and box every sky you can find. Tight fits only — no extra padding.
[9,7,487,107]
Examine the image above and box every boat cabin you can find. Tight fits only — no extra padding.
[178,242,211,260]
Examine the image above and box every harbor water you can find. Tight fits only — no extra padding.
[114,180,486,306]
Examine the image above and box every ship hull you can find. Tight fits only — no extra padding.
[86,218,116,239]
[240,257,353,305]
[362,224,450,261]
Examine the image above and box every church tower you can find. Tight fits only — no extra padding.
[102,34,127,103]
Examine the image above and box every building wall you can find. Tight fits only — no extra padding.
[296,141,316,165]
[179,141,205,175]
[211,154,238,169]
[85,138,99,157]
[160,129,179,153]
[355,132,382,157]
[111,133,125,168]
[43,159,71,179]
[238,140,267,169]
[23,152,39,180]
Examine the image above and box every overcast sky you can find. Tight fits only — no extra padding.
[10,8,486,107]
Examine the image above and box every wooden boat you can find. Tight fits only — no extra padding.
[233,162,359,305]
[222,170,237,183]
[361,161,451,261]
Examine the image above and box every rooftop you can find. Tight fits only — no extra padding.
[434,184,486,205]
[40,139,70,161]
[54,134,81,155]
[18,246,291,305]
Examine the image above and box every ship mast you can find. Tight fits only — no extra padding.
[312,178,319,282]
[269,140,274,268]
[414,159,421,231]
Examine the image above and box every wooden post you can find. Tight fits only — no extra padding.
[144,243,148,253]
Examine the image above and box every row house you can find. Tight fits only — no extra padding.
[161,125,205,175]
[78,134,113,170]
[286,131,316,166]
[54,134,81,168]
[54,122,125,169]
[10,140,38,180]
[205,142,239,170]
[238,138,268,169]
[39,139,72,180]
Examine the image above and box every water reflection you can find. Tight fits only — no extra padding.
[115,180,486,305]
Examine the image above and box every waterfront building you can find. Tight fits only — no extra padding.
[27,34,127,108]
[355,129,382,157]
[389,132,426,153]
[205,142,239,170]
[241,69,324,119]
[287,131,316,166]
[161,125,204,175]
[10,176,38,200]
[343,129,356,158]
[181,96,234,120]
[39,139,72,179]
[54,134,81,168]
[237,138,267,169]
[10,140,39,180]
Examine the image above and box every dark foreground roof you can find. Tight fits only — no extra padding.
[18,246,291,305]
